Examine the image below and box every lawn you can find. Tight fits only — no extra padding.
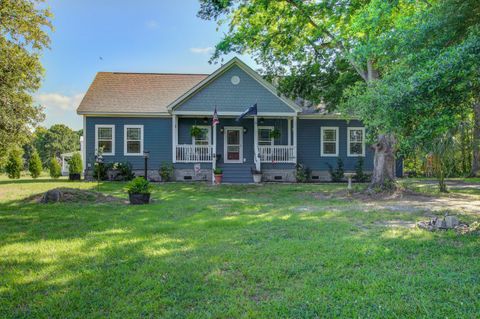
[0,177,479,318]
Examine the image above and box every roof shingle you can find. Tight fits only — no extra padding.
[77,72,208,114]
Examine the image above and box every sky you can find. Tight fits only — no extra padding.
[37,0,255,130]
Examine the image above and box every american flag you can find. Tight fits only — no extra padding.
[212,106,220,126]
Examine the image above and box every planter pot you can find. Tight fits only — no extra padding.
[214,174,223,185]
[129,193,151,205]
[69,173,81,181]
[252,173,262,183]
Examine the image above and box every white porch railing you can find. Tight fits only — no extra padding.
[176,144,214,162]
[258,145,296,163]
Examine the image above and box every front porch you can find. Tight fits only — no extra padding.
[172,115,297,182]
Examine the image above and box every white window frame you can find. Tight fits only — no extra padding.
[258,126,274,146]
[347,127,366,157]
[224,126,243,163]
[124,125,144,156]
[192,125,211,146]
[320,127,339,157]
[95,124,115,156]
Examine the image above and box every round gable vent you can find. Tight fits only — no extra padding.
[231,75,240,85]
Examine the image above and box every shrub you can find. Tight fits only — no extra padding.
[49,157,62,178]
[93,162,112,181]
[5,149,23,179]
[126,176,152,194]
[68,152,83,175]
[28,150,43,178]
[295,163,310,183]
[190,126,203,138]
[327,158,344,182]
[113,162,135,181]
[353,157,370,182]
[159,162,174,182]
[214,168,223,175]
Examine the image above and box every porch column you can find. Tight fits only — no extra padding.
[293,116,297,163]
[212,122,217,185]
[172,114,177,163]
[288,118,292,146]
[254,115,260,171]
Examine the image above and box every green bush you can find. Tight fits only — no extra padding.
[159,162,174,182]
[113,162,135,181]
[5,149,23,179]
[93,162,112,180]
[353,157,370,182]
[295,163,311,183]
[213,168,223,175]
[327,158,344,182]
[49,157,62,179]
[126,177,152,194]
[28,150,43,178]
[68,152,83,175]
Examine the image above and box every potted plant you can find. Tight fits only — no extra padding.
[269,128,281,139]
[190,126,203,138]
[68,152,83,181]
[251,168,262,183]
[126,176,152,204]
[213,168,223,184]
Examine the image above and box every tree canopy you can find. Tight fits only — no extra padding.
[0,0,52,165]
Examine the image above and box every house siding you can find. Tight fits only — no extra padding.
[85,117,172,170]
[175,65,295,114]
[297,119,374,172]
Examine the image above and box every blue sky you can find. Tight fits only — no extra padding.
[37,0,255,130]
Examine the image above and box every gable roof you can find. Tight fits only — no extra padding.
[77,72,208,115]
[168,57,302,113]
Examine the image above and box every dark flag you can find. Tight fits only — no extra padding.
[235,103,257,122]
[212,106,220,126]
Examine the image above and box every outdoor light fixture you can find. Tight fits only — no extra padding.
[243,127,248,134]
[220,126,224,133]
[259,117,265,124]
[143,151,150,180]
[203,117,208,124]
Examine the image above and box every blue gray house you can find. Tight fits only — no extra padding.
[77,57,380,183]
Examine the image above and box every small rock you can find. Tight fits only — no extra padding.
[445,215,459,228]
[41,189,62,203]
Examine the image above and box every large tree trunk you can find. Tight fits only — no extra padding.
[369,134,396,191]
[472,99,480,177]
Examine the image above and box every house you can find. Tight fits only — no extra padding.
[77,57,390,183]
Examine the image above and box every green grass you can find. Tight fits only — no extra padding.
[400,178,480,196]
[0,176,479,318]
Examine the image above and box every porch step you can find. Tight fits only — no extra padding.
[219,164,254,183]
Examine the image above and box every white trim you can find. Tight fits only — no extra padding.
[320,126,339,157]
[167,57,301,113]
[172,115,177,163]
[223,126,243,164]
[293,116,297,162]
[192,125,212,145]
[82,116,86,174]
[299,114,356,120]
[257,126,274,146]
[124,125,144,156]
[79,112,171,117]
[95,124,115,156]
[173,110,295,117]
[347,127,366,157]
[288,118,292,146]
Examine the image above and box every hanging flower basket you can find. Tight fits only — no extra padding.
[269,128,281,139]
[190,126,203,138]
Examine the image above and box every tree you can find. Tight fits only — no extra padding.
[198,0,426,190]
[49,157,61,179]
[0,0,52,166]
[34,124,80,165]
[68,152,83,175]
[5,149,23,179]
[28,149,42,178]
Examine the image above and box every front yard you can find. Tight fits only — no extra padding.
[0,177,479,318]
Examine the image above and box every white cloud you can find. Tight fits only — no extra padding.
[189,47,214,54]
[145,19,159,30]
[36,93,85,111]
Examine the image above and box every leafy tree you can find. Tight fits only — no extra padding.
[327,158,344,182]
[0,0,52,166]
[49,157,61,179]
[28,149,42,178]
[5,149,23,179]
[34,124,80,165]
